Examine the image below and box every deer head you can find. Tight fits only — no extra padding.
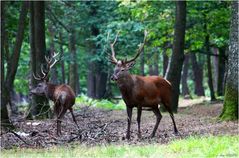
[30,52,60,96]
[109,31,148,81]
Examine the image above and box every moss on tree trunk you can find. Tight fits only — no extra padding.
[220,85,238,120]
[220,1,238,121]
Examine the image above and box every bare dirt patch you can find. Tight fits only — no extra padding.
[1,101,238,149]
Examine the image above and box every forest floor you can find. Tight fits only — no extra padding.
[1,99,238,149]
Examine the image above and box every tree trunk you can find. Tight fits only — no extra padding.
[154,51,159,75]
[48,25,58,84]
[149,63,154,75]
[1,1,12,128]
[69,29,80,95]
[29,1,50,119]
[181,54,190,98]
[1,2,28,126]
[59,32,65,84]
[95,63,108,99]
[163,50,169,77]
[205,35,216,101]
[165,1,186,112]
[190,53,205,96]
[140,49,145,76]
[217,47,226,96]
[220,1,238,120]
[211,48,218,94]
[87,21,99,98]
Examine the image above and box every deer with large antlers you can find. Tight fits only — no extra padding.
[30,52,79,136]
[109,31,178,139]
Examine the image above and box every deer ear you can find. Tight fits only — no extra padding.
[126,61,135,69]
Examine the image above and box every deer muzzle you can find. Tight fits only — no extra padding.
[111,74,118,81]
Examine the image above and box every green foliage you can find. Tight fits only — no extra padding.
[5,1,231,100]
[2,136,238,158]
[75,95,125,110]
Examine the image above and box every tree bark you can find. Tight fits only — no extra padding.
[154,51,159,75]
[212,47,219,92]
[165,1,186,112]
[181,54,190,98]
[163,50,169,77]
[205,35,216,101]
[59,32,65,84]
[217,47,226,96]
[69,28,80,95]
[48,25,58,84]
[95,63,108,99]
[29,1,50,119]
[220,1,238,120]
[190,53,205,96]
[140,49,145,76]
[1,2,28,126]
[1,1,12,128]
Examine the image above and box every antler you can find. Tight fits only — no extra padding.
[125,30,148,64]
[33,52,60,81]
[108,31,120,64]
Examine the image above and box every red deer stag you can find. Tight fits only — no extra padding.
[109,31,178,139]
[30,52,79,136]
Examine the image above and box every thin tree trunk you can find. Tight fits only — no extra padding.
[149,64,154,75]
[87,68,96,98]
[165,1,186,112]
[212,47,219,92]
[59,32,65,84]
[217,47,226,96]
[1,2,28,124]
[154,51,159,75]
[95,63,108,99]
[69,29,80,95]
[181,54,190,98]
[190,53,205,96]
[29,1,50,119]
[205,34,216,101]
[1,1,12,128]
[220,1,238,120]
[163,50,169,77]
[48,25,58,84]
[140,49,145,76]
[87,22,99,98]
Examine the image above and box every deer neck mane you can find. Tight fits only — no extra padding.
[116,73,135,91]
[46,83,57,100]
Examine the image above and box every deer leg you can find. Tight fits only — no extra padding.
[56,107,67,136]
[69,107,79,129]
[126,106,133,140]
[150,107,162,138]
[137,107,142,139]
[163,102,179,134]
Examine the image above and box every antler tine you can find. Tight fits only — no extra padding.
[109,31,120,64]
[126,30,148,63]
[45,56,52,64]
[52,51,60,58]
[49,52,60,69]
[41,65,46,76]
[32,72,42,81]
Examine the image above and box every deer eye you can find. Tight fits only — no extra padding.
[121,69,125,72]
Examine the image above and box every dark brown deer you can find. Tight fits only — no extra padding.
[30,52,79,136]
[109,31,178,139]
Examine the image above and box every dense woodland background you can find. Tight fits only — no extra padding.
[1,1,238,128]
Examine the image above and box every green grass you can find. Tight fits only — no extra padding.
[75,94,125,110]
[2,135,239,158]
